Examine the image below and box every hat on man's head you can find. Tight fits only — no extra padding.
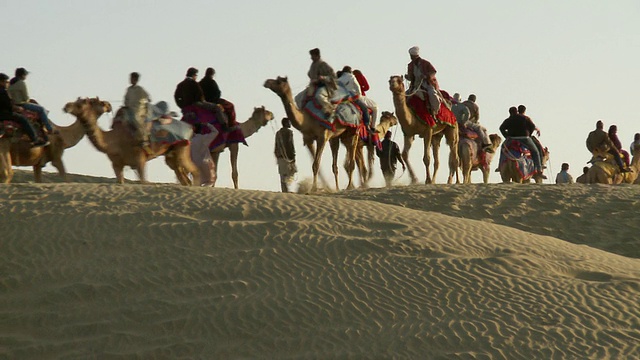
[408,46,420,56]
[309,48,320,56]
[15,68,28,77]
[385,130,392,139]
[0,73,9,81]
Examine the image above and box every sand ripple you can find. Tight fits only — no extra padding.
[1,183,639,359]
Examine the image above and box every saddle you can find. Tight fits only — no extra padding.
[498,138,539,180]
[406,92,456,128]
[0,110,47,140]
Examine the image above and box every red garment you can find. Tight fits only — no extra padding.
[353,70,370,96]
[407,57,437,84]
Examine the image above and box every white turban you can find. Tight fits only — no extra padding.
[408,46,420,56]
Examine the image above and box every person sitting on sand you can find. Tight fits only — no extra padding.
[555,163,573,184]
[575,166,589,184]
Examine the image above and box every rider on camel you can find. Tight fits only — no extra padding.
[586,120,628,173]
[8,67,55,140]
[337,66,373,132]
[199,67,236,129]
[499,106,546,180]
[455,93,494,153]
[0,73,48,147]
[174,67,228,131]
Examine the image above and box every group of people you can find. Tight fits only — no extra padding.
[550,121,638,184]
[0,68,53,147]
[305,48,378,133]
[119,67,235,150]
[499,105,547,180]
[586,120,633,173]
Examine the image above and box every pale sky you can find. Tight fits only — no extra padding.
[6,0,640,190]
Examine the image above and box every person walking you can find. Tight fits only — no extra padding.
[376,130,405,187]
[274,117,296,192]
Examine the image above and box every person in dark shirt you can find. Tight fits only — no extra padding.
[198,66,236,129]
[0,73,47,147]
[199,68,221,104]
[376,130,405,187]
[174,67,204,110]
[499,106,545,178]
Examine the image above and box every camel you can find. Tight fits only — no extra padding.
[328,111,399,188]
[455,133,502,184]
[208,106,275,189]
[264,76,359,192]
[586,146,639,184]
[63,97,199,186]
[388,75,459,184]
[499,141,550,184]
[0,137,11,183]
[5,118,86,183]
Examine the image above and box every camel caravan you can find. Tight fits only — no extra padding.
[1,47,638,189]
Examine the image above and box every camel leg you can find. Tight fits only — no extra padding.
[344,134,358,190]
[366,143,375,182]
[482,168,489,184]
[431,132,443,183]
[135,154,147,184]
[113,163,125,184]
[402,135,418,184]
[444,127,459,185]
[329,137,340,191]
[354,142,368,188]
[0,144,12,183]
[33,165,43,183]
[210,151,220,187]
[50,158,68,182]
[311,136,329,193]
[229,143,239,189]
[422,134,433,184]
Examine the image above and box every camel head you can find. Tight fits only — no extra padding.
[63,97,112,123]
[251,106,275,127]
[379,111,398,127]
[489,134,502,150]
[388,75,406,94]
[263,76,291,97]
[541,146,550,166]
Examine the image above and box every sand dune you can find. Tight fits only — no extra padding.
[1,177,639,359]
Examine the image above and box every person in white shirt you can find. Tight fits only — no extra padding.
[555,163,574,184]
[123,72,151,144]
[337,66,375,132]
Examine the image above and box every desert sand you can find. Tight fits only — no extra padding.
[1,171,639,359]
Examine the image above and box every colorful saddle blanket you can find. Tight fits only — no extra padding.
[406,93,456,128]
[149,118,193,146]
[180,105,247,151]
[498,138,538,180]
[302,85,365,131]
[0,110,46,139]
[592,160,618,178]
